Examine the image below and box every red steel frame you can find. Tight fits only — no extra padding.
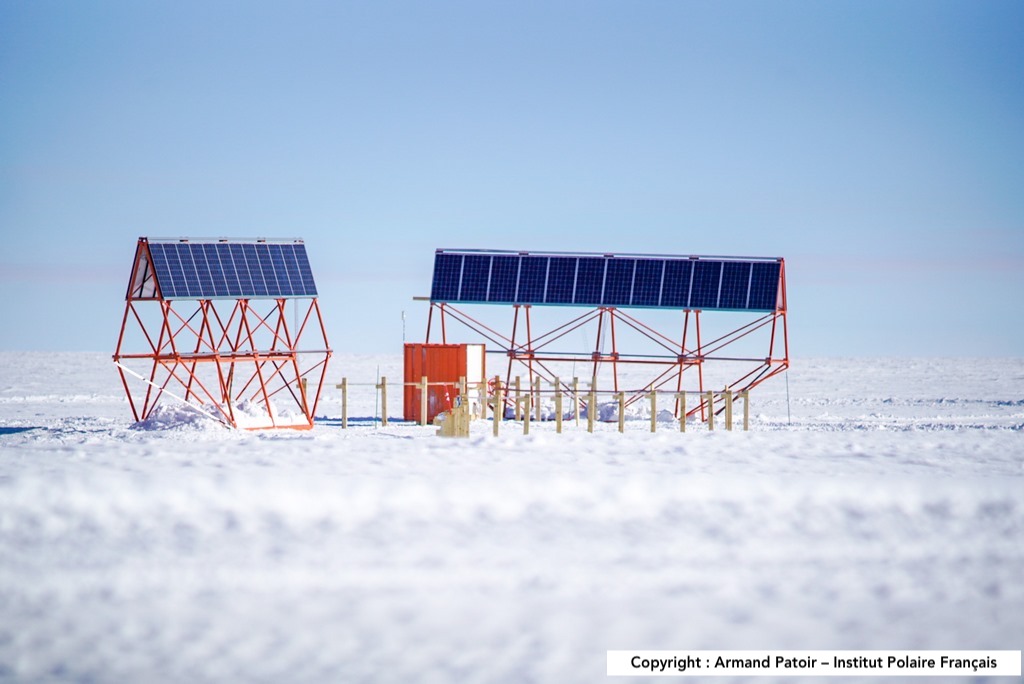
[113,238,332,430]
[425,260,788,422]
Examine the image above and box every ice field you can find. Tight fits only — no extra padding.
[0,352,1022,683]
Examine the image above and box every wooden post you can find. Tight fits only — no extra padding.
[724,388,733,431]
[300,378,308,405]
[705,390,714,431]
[479,381,487,420]
[456,398,469,436]
[335,378,348,429]
[617,391,625,433]
[378,376,388,426]
[493,374,502,418]
[678,392,686,432]
[493,378,503,437]
[742,390,750,431]
[533,376,541,422]
[650,390,657,433]
[514,376,521,420]
[420,376,428,426]
[435,398,470,438]
[587,389,596,433]
[523,394,531,435]
[554,377,563,434]
[572,377,580,425]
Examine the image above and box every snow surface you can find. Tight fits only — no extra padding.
[0,352,1022,683]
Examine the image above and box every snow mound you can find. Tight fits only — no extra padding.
[130,399,311,431]
[132,403,225,432]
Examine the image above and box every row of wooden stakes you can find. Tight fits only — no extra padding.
[309,376,751,434]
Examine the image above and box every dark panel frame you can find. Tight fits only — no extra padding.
[430,251,781,312]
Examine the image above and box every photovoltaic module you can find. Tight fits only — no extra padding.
[143,240,318,299]
[430,249,781,312]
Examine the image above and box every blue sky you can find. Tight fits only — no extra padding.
[1,0,1022,357]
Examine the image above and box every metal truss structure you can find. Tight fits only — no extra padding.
[423,250,788,422]
[113,237,331,429]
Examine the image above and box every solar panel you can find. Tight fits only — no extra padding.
[190,244,214,295]
[518,256,548,303]
[223,245,248,296]
[430,252,462,301]
[689,260,722,309]
[429,250,782,312]
[748,261,781,310]
[631,259,663,307]
[202,243,229,295]
[719,261,752,309]
[574,257,605,305]
[489,255,519,302]
[603,258,635,307]
[291,244,316,294]
[546,257,577,304]
[146,240,318,299]
[661,259,693,308]
[268,244,290,296]
[241,244,269,296]
[460,254,490,302]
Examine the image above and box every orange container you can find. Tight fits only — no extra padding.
[403,343,486,423]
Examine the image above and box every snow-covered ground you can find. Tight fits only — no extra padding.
[0,352,1021,683]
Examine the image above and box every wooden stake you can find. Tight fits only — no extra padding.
[554,377,563,434]
[650,390,657,433]
[523,394,531,435]
[335,378,348,429]
[533,376,541,422]
[742,390,750,431]
[725,388,733,431]
[617,391,625,433]
[514,376,521,420]
[420,376,428,426]
[678,392,686,433]
[587,389,596,433]
[572,377,580,425]
[378,376,388,426]
[706,390,714,431]
[493,378,502,437]
[493,374,501,418]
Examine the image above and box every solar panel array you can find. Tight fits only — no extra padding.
[146,240,318,299]
[431,250,781,312]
